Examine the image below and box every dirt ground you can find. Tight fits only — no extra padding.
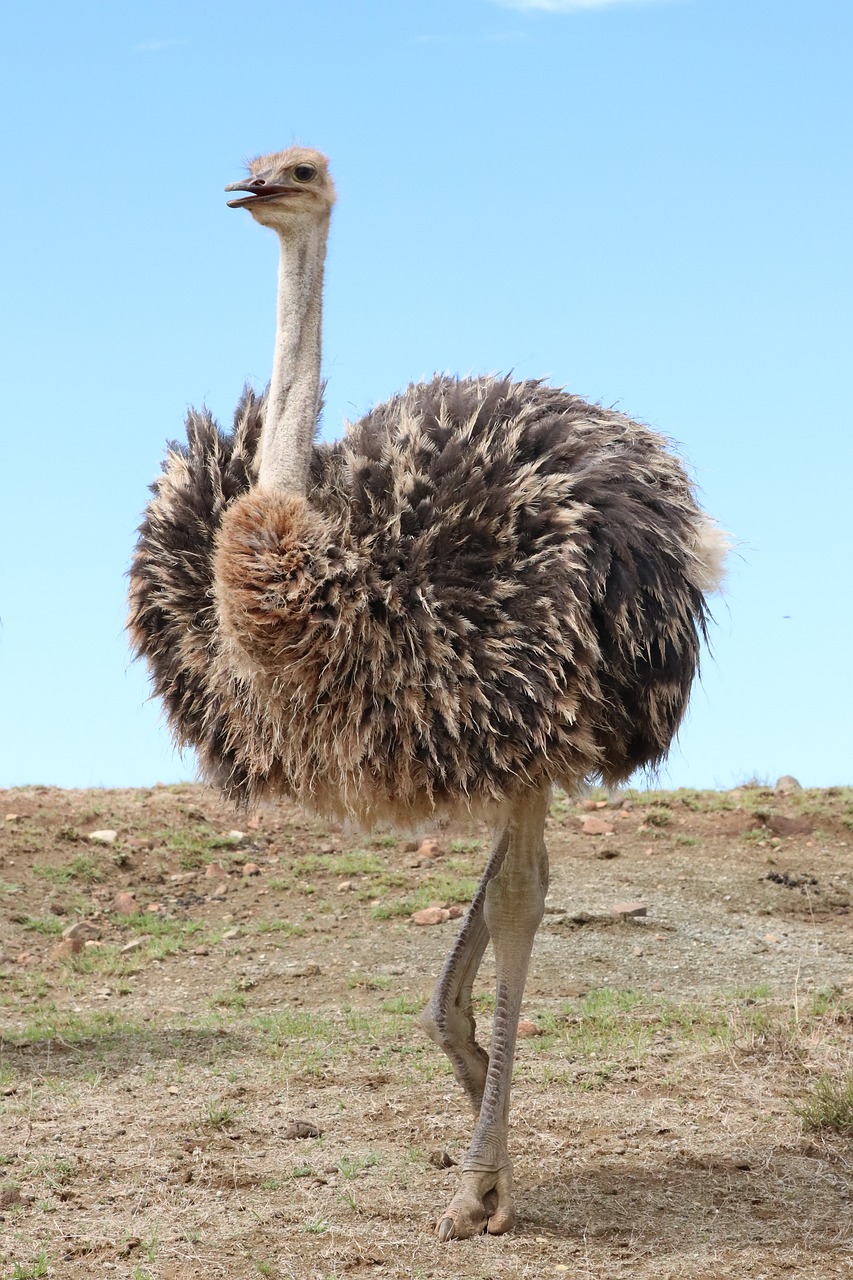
[1,781,851,1280]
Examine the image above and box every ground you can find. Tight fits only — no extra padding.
[1,781,851,1280]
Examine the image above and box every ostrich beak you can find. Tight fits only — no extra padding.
[225,178,294,209]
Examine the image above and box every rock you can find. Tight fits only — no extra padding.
[204,863,229,879]
[89,829,117,845]
[580,816,615,836]
[428,1149,456,1169]
[447,905,464,919]
[113,891,137,915]
[120,938,147,954]
[284,962,321,979]
[169,872,196,884]
[415,837,444,860]
[222,927,242,940]
[517,1020,541,1038]
[61,921,99,941]
[84,940,105,950]
[242,862,261,877]
[412,906,450,926]
[337,880,353,893]
[5,813,21,822]
[50,937,85,961]
[612,901,647,918]
[228,829,246,841]
[283,1119,323,1140]
[775,775,802,793]
[145,902,164,914]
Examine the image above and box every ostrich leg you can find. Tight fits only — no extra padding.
[420,830,511,1112]
[435,787,550,1242]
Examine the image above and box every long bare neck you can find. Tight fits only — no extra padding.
[257,214,329,492]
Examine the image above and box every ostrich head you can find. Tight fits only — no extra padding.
[225,146,336,230]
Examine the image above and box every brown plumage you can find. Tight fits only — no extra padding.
[129,375,720,824]
[127,146,725,1241]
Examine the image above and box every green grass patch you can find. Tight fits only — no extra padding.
[796,1073,853,1134]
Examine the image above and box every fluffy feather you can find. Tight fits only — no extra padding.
[128,376,719,824]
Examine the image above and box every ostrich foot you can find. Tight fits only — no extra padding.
[436,1166,516,1241]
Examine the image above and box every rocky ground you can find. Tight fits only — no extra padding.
[1,780,851,1279]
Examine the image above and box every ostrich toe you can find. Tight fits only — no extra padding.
[436,1166,516,1241]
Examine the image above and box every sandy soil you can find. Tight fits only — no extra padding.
[1,781,851,1279]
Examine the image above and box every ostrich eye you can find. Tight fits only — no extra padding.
[293,164,317,182]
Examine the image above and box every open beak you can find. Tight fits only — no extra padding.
[225,178,294,209]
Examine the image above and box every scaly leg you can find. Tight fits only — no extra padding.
[419,830,510,1112]
[435,787,550,1242]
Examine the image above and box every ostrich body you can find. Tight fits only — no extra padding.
[129,147,725,1240]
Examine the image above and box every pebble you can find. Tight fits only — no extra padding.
[113,892,138,915]
[337,881,353,893]
[222,928,242,940]
[580,816,615,836]
[120,938,147,954]
[242,862,261,877]
[204,862,229,879]
[415,837,444,861]
[89,830,117,845]
[412,906,450,926]
[775,775,802,793]
[283,1119,323,1140]
[5,813,20,822]
[62,921,99,941]
[228,829,246,841]
[612,901,647,918]
[50,937,85,961]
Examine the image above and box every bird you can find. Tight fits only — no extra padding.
[128,145,727,1241]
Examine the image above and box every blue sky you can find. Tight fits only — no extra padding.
[1,0,851,792]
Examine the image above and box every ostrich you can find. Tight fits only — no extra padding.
[128,146,726,1241]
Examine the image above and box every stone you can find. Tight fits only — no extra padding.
[228,829,246,841]
[415,837,444,860]
[428,1149,456,1168]
[222,927,242,940]
[120,938,147,954]
[89,829,117,845]
[337,880,353,893]
[580,816,615,836]
[283,1119,323,1140]
[517,1020,540,1038]
[61,921,99,941]
[5,813,20,822]
[242,862,261,877]
[51,936,84,961]
[612,901,647,918]
[204,862,229,879]
[412,906,450,926]
[447,905,464,919]
[113,891,137,915]
[775,775,802,793]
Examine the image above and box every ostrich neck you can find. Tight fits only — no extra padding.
[257,215,329,493]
